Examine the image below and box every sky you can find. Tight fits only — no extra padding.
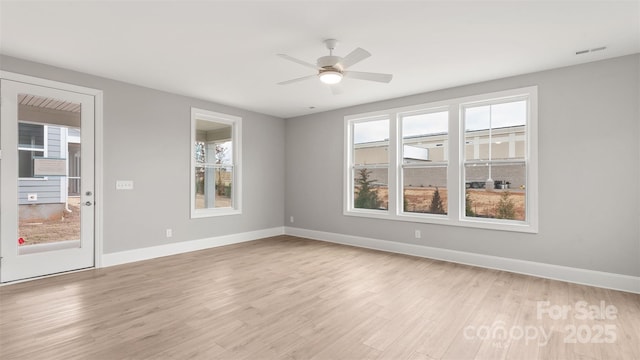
[465,100,527,131]
[353,100,526,144]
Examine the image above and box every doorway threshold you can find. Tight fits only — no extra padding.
[19,239,81,255]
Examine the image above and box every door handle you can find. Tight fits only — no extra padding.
[84,201,93,206]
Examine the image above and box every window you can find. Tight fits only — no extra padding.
[190,108,242,218]
[351,117,389,211]
[463,99,527,221]
[401,109,449,215]
[18,123,45,178]
[344,87,538,233]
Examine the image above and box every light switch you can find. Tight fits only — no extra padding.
[116,180,134,190]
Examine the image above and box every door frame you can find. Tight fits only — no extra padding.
[0,70,104,276]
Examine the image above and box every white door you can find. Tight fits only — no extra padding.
[1,79,95,282]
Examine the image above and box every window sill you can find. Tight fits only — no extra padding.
[344,209,538,233]
[191,208,242,219]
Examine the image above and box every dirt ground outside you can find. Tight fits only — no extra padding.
[465,189,525,220]
[403,187,449,214]
[362,186,525,220]
[18,197,81,246]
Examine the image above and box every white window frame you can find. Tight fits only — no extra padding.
[346,114,392,217]
[344,86,538,233]
[190,108,242,218]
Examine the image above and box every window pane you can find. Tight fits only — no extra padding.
[214,141,233,165]
[402,111,448,163]
[214,167,232,208]
[194,166,206,209]
[353,167,388,210]
[18,150,44,178]
[195,142,206,165]
[194,141,233,166]
[195,165,234,209]
[18,123,44,149]
[353,119,389,165]
[464,163,526,221]
[464,100,526,161]
[403,166,447,214]
[465,105,490,131]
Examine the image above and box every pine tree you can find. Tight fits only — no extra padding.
[465,190,475,217]
[354,168,381,209]
[428,187,445,214]
[495,191,516,219]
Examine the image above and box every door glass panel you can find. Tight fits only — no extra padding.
[17,93,82,253]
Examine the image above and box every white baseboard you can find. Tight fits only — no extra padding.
[102,227,285,267]
[285,227,640,294]
[99,225,639,294]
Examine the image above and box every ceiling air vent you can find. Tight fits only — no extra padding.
[576,46,607,55]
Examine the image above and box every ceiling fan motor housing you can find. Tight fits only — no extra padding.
[277,39,392,87]
[317,55,343,71]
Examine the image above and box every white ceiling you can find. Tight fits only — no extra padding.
[1,1,638,119]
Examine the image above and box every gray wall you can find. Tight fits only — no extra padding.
[2,55,285,254]
[3,54,638,278]
[285,54,640,277]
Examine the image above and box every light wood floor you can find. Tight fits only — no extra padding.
[1,235,639,359]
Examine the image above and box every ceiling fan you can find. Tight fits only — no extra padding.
[277,39,393,91]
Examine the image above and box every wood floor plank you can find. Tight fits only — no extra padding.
[503,276,544,360]
[415,266,498,358]
[1,235,638,359]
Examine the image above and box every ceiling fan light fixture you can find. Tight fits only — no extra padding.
[278,40,391,89]
[319,70,343,85]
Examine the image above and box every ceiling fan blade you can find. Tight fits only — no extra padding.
[277,74,317,85]
[343,71,393,83]
[338,48,371,69]
[329,84,343,95]
[277,54,318,70]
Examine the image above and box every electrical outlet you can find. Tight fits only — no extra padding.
[415,230,421,239]
[116,180,134,190]
[166,229,172,238]
[290,216,294,223]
